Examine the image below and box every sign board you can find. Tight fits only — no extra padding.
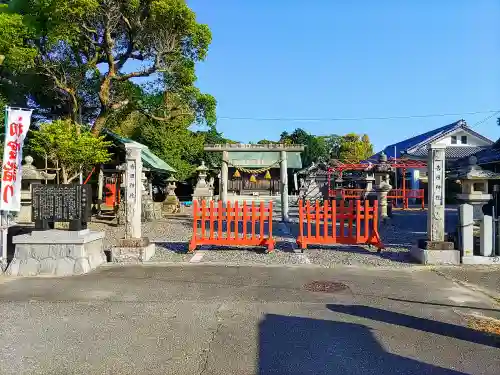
[31,184,91,229]
[1,107,32,211]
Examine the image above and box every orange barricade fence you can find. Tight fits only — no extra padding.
[189,200,275,252]
[296,199,384,251]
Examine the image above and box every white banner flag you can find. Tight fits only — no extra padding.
[1,108,32,211]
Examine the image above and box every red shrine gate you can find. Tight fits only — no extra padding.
[327,158,427,209]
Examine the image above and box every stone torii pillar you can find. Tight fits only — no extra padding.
[204,144,305,222]
[221,150,229,203]
[280,150,289,222]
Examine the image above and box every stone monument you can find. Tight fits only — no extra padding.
[373,152,393,221]
[297,163,323,202]
[410,143,459,264]
[111,143,155,263]
[6,184,106,276]
[192,161,213,203]
[162,176,181,214]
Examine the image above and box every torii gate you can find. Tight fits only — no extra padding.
[204,144,305,222]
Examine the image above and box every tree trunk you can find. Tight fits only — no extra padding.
[91,112,107,136]
[61,165,69,184]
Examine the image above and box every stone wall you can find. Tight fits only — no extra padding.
[6,230,106,277]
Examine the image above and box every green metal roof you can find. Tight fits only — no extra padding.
[105,131,176,173]
[227,151,302,169]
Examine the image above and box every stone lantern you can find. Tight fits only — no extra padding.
[360,162,375,194]
[452,156,500,220]
[141,168,154,222]
[162,176,180,214]
[192,161,213,203]
[373,152,393,220]
[18,156,56,223]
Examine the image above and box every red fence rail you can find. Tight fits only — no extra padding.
[329,189,364,199]
[297,199,384,251]
[328,188,425,210]
[189,200,275,252]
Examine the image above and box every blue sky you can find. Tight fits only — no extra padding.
[188,0,500,151]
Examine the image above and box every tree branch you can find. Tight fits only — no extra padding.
[67,173,81,184]
[110,99,130,110]
[139,108,193,122]
[112,65,157,81]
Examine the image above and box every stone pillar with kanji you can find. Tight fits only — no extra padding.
[124,143,144,239]
[410,143,459,264]
[111,143,155,263]
[427,144,446,242]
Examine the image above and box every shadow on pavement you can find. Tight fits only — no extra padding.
[259,314,469,375]
[388,297,500,313]
[327,304,500,348]
[154,242,190,253]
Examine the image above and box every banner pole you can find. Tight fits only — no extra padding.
[0,107,8,269]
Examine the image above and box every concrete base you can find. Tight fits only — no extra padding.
[462,255,500,265]
[111,241,155,263]
[410,246,460,265]
[5,229,106,277]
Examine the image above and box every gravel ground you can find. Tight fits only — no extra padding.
[85,206,458,268]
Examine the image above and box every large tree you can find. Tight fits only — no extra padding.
[279,128,329,167]
[337,133,374,162]
[0,0,214,134]
[29,120,112,183]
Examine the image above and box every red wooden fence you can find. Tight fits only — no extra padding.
[189,200,275,252]
[400,189,425,210]
[329,188,425,210]
[296,199,384,251]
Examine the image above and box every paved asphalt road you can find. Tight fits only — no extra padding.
[0,264,499,375]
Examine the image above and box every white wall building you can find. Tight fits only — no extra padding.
[370,120,494,192]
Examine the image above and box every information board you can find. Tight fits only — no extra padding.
[31,184,91,229]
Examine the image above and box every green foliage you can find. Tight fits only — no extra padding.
[1,0,214,133]
[29,119,112,183]
[279,128,328,167]
[337,133,374,162]
[256,139,277,145]
[134,120,205,181]
[259,129,374,167]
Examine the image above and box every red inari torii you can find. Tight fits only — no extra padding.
[327,157,427,209]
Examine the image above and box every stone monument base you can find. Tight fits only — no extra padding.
[6,229,106,277]
[111,237,155,263]
[462,255,500,265]
[410,240,460,265]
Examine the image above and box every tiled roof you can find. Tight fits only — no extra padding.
[369,120,493,160]
[406,146,487,160]
[454,140,500,166]
[104,130,177,173]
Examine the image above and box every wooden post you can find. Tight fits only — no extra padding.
[402,167,407,209]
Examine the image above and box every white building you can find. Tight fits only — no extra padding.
[371,120,494,191]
